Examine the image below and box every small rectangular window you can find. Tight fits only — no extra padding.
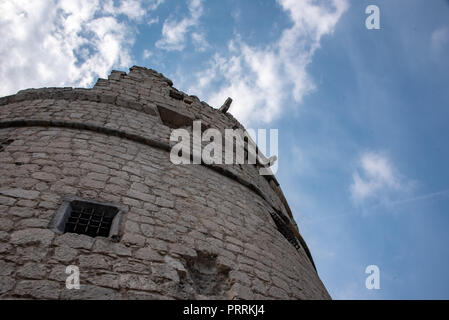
[49,197,127,241]
[65,200,118,237]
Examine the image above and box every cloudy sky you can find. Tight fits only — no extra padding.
[1,0,449,299]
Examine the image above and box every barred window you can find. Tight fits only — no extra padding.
[49,197,127,241]
[64,200,118,237]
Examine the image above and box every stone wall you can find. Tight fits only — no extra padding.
[0,66,330,299]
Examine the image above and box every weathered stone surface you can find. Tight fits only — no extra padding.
[48,264,67,282]
[10,207,34,218]
[16,246,49,262]
[112,260,151,274]
[140,224,154,237]
[135,247,164,262]
[53,246,79,262]
[79,254,110,269]
[0,218,14,231]
[268,286,289,299]
[216,255,237,272]
[32,172,57,182]
[10,228,54,246]
[127,189,155,203]
[0,243,12,254]
[17,218,48,228]
[15,280,61,299]
[151,263,180,282]
[227,283,254,300]
[124,220,140,234]
[164,255,187,276]
[120,274,157,291]
[0,231,9,241]
[0,188,39,200]
[127,290,168,300]
[155,197,174,208]
[60,284,120,300]
[121,233,146,247]
[0,260,15,276]
[169,243,198,259]
[252,278,268,295]
[88,273,120,289]
[54,233,94,249]
[17,263,48,279]
[0,276,15,294]
[146,237,168,253]
[229,270,251,285]
[93,238,132,256]
[0,195,16,206]
[0,66,329,300]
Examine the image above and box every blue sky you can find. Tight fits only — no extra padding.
[1,0,449,299]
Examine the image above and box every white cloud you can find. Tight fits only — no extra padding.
[186,0,348,126]
[155,0,203,51]
[231,8,241,22]
[191,32,209,52]
[142,49,152,60]
[431,26,449,56]
[350,152,406,205]
[148,0,165,11]
[148,16,160,26]
[0,0,162,97]
[103,0,146,21]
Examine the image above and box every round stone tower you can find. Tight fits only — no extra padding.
[0,66,329,299]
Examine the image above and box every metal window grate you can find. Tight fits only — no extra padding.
[64,200,119,238]
[270,211,301,251]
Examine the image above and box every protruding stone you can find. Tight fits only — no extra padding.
[219,97,233,113]
[267,155,277,166]
[169,89,184,100]
[108,70,126,81]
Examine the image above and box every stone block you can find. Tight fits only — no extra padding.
[10,228,55,246]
